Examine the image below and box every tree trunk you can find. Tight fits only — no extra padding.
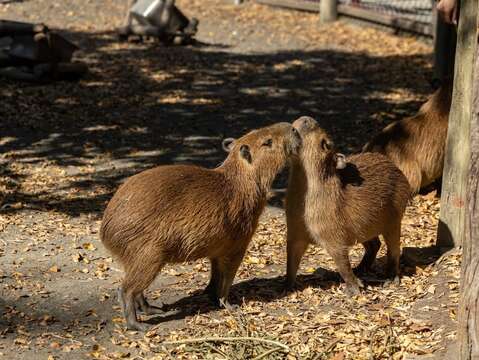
[459,8,479,358]
[437,0,477,249]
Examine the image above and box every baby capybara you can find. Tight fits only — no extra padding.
[286,116,410,295]
[363,81,452,194]
[101,123,301,330]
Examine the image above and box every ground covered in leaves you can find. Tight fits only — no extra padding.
[0,0,460,359]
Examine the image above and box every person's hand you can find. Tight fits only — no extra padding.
[437,0,459,25]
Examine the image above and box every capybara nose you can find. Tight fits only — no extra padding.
[293,116,317,131]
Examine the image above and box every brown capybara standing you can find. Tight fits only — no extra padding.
[101,123,301,331]
[362,81,453,194]
[286,116,410,295]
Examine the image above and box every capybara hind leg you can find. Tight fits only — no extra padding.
[286,234,310,290]
[383,222,401,282]
[119,287,148,331]
[217,249,247,306]
[355,237,381,274]
[121,259,163,331]
[326,245,363,296]
[204,258,222,303]
[135,293,164,315]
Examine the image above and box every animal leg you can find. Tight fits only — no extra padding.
[120,255,163,331]
[204,258,222,304]
[217,248,248,307]
[326,244,363,296]
[286,229,310,290]
[135,292,164,315]
[355,237,381,274]
[383,221,402,283]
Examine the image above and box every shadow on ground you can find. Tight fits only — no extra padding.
[0,30,433,217]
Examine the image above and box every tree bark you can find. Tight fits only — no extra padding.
[459,8,479,358]
[437,0,477,248]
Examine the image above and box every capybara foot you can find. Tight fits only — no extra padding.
[285,278,299,292]
[139,303,165,316]
[384,276,400,287]
[344,278,364,296]
[126,320,150,332]
[344,283,361,296]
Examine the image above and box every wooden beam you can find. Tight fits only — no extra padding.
[437,0,477,249]
[254,0,432,36]
[337,4,433,36]
[460,41,479,360]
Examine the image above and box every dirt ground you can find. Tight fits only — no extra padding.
[0,1,460,359]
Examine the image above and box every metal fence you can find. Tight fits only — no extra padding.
[255,0,434,36]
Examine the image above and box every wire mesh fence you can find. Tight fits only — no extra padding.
[255,0,434,36]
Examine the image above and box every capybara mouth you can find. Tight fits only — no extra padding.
[288,127,302,155]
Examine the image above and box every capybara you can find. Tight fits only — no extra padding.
[101,122,301,330]
[362,82,453,194]
[286,116,410,295]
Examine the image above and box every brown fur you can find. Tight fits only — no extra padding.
[362,82,453,194]
[286,116,410,295]
[100,122,300,331]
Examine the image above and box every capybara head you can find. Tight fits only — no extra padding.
[223,122,301,187]
[292,116,346,171]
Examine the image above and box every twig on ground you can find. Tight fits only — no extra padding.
[251,346,284,360]
[163,336,290,351]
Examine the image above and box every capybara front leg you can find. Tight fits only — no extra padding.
[327,246,363,296]
[286,233,310,290]
[383,222,402,283]
[355,237,381,274]
[217,249,247,307]
[204,258,222,304]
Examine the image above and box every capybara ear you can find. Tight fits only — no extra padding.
[321,139,331,151]
[240,144,252,163]
[336,153,347,169]
[222,138,236,152]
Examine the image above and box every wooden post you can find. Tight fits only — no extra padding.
[459,30,479,358]
[437,0,477,249]
[320,0,338,23]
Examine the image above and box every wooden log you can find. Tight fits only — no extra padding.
[459,36,479,360]
[437,0,477,249]
[320,0,338,23]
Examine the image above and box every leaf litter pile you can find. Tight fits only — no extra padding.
[0,0,459,359]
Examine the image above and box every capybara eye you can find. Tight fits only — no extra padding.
[262,139,273,147]
[321,139,330,150]
[240,144,252,163]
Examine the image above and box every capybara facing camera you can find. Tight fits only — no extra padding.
[100,122,301,331]
[286,116,411,295]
